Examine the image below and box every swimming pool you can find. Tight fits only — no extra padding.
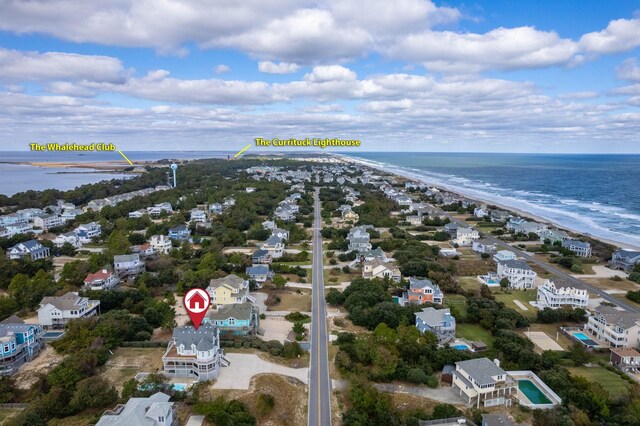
[573,332,589,340]
[572,332,598,347]
[172,383,188,392]
[452,344,470,351]
[519,380,551,404]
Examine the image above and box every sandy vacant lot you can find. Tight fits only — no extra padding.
[13,345,64,390]
[213,353,308,390]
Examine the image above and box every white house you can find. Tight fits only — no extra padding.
[96,392,177,426]
[262,220,276,230]
[114,253,146,278]
[562,239,592,258]
[37,292,101,329]
[452,358,515,409]
[162,324,226,382]
[7,240,50,260]
[453,227,480,246]
[52,232,81,248]
[246,264,272,285]
[83,269,120,290]
[74,222,101,243]
[610,249,640,272]
[494,250,517,263]
[190,209,208,223]
[32,214,65,231]
[362,259,401,282]
[415,307,456,343]
[271,228,289,241]
[497,260,537,289]
[150,235,173,255]
[474,206,489,218]
[128,209,146,218]
[584,305,640,348]
[536,279,588,309]
[472,240,497,254]
[261,235,285,259]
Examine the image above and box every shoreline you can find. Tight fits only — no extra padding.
[0,160,148,171]
[336,154,640,251]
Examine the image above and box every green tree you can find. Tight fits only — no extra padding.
[70,376,117,411]
[272,274,286,289]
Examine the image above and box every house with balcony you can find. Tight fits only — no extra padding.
[454,227,480,246]
[37,292,101,329]
[398,277,444,306]
[205,303,260,336]
[342,210,359,223]
[583,305,640,348]
[415,307,456,343]
[207,274,255,306]
[114,253,146,278]
[356,247,388,264]
[97,392,178,426]
[190,209,208,224]
[610,347,640,372]
[539,228,569,244]
[251,249,272,264]
[452,358,516,408]
[562,239,592,258]
[83,269,120,290]
[147,202,173,216]
[271,228,289,241]
[610,249,640,272]
[536,279,588,309]
[162,324,227,382]
[168,225,190,241]
[261,235,284,259]
[32,214,65,231]
[150,235,173,255]
[52,231,81,248]
[246,264,272,285]
[7,240,50,260]
[262,220,276,230]
[0,316,44,375]
[74,222,101,243]
[472,240,497,254]
[493,250,517,263]
[362,258,401,282]
[497,260,537,289]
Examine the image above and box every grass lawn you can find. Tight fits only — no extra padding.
[568,366,633,399]
[494,290,538,320]
[456,323,494,347]
[458,276,480,292]
[101,347,165,391]
[444,294,467,319]
[0,409,21,424]
[268,289,312,311]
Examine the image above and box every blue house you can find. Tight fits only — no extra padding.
[204,303,259,336]
[415,307,456,344]
[0,315,44,375]
[168,224,191,241]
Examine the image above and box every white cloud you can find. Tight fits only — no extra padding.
[580,18,640,54]
[304,65,357,82]
[359,99,413,112]
[258,61,300,74]
[616,58,640,82]
[387,27,580,72]
[214,64,231,74]
[0,48,128,83]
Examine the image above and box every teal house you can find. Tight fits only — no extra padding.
[204,303,259,336]
[0,315,44,375]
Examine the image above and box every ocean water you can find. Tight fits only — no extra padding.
[0,151,234,196]
[347,152,640,249]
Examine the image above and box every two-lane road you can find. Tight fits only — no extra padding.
[308,187,332,426]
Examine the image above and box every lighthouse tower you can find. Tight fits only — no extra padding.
[170,163,178,188]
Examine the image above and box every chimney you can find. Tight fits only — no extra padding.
[102,269,108,274]
[493,358,500,367]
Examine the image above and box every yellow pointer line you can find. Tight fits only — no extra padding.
[118,150,133,165]
[234,143,252,158]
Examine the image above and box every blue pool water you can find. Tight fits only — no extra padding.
[574,333,590,340]
[453,344,470,351]
[172,383,188,391]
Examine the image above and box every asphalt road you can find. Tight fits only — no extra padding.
[308,187,332,426]
[439,209,640,314]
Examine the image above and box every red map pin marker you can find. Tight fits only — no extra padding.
[183,288,210,330]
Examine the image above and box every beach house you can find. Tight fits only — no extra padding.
[245,264,272,285]
[342,210,360,222]
[147,202,173,216]
[271,228,290,241]
[205,303,260,336]
[472,240,497,254]
[251,249,272,264]
[83,269,120,290]
[583,305,640,348]
[404,277,444,305]
[74,222,101,243]
[162,324,227,382]
[539,228,568,244]
[497,260,538,289]
[114,253,146,278]
[562,239,592,257]
[32,214,65,231]
[190,209,208,223]
[414,307,456,343]
[96,392,177,426]
[168,225,191,241]
[452,358,516,409]
[453,227,480,246]
[53,231,81,248]
[610,348,640,372]
[261,235,285,259]
[37,292,101,329]
[262,220,276,230]
[493,250,517,263]
[207,274,255,306]
[7,240,50,260]
[0,316,44,375]
[610,249,640,272]
[536,279,588,309]
[209,203,223,215]
[150,235,173,254]
[362,258,401,282]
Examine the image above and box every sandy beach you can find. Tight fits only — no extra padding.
[339,154,640,251]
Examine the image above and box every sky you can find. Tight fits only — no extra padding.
[1,1,640,153]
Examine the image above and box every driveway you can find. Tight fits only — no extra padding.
[260,318,294,343]
[373,383,467,405]
[213,353,308,389]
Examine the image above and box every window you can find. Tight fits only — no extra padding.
[159,416,164,422]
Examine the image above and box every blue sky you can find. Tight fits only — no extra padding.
[0,0,639,153]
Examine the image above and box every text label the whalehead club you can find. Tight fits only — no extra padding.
[255,138,361,148]
[30,143,117,151]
